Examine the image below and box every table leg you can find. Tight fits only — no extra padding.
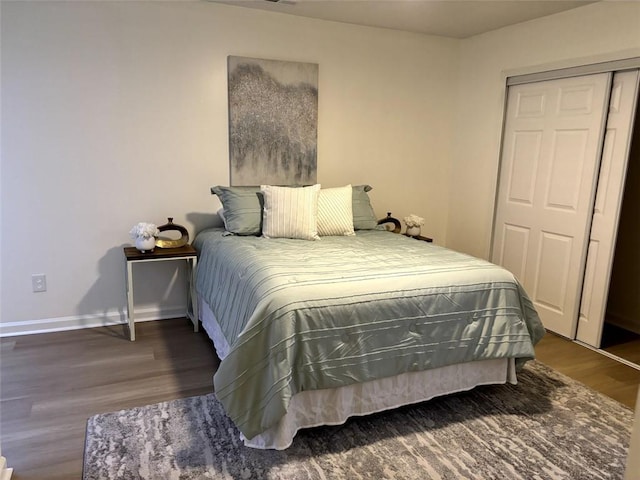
[188,257,199,332]
[126,261,136,341]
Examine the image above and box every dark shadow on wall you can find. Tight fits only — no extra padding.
[186,212,223,238]
[76,244,129,339]
[75,211,222,342]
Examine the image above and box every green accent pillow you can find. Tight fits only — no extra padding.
[352,185,378,230]
[211,186,263,235]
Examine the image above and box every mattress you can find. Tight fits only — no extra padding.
[193,228,544,443]
[199,297,517,450]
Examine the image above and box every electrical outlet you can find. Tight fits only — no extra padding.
[32,274,47,292]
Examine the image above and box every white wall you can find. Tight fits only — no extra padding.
[626,385,640,480]
[0,2,458,333]
[448,1,640,259]
[5,1,640,335]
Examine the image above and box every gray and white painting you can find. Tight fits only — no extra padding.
[228,56,318,186]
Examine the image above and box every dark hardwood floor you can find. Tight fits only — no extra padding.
[0,319,219,480]
[0,320,638,480]
[600,321,640,365]
[534,331,640,408]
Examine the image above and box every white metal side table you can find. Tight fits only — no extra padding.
[123,244,199,341]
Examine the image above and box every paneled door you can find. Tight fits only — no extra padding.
[492,73,611,338]
[576,70,640,347]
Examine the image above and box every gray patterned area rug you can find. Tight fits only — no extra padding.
[83,361,632,480]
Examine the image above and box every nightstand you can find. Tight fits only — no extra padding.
[406,234,433,243]
[123,244,199,341]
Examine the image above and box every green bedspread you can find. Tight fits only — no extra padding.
[193,228,545,440]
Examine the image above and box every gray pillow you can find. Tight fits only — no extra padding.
[211,185,263,235]
[352,185,378,230]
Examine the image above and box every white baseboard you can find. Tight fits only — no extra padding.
[0,306,187,337]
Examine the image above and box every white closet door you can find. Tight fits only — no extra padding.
[492,73,611,338]
[577,70,640,347]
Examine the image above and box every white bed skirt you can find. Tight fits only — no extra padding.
[199,297,518,450]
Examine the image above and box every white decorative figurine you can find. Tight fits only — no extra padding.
[403,214,424,237]
[129,222,160,253]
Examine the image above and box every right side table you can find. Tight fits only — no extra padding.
[406,234,433,243]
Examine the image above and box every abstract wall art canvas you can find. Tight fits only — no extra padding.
[227,56,318,186]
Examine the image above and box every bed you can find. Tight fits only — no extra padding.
[192,185,544,450]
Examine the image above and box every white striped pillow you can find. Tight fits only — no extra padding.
[317,185,356,236]
[261,184,321,240]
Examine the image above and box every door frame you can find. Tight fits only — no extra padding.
[490,56,640,342]
[506,56,640,87]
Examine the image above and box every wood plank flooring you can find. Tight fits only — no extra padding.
[1,320,638,480]
[1,319,219,480]
[604,339,640,365]
[534,331,640,408]
[601,322,640,365]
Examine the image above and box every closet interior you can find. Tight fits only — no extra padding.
[600,102,640,366]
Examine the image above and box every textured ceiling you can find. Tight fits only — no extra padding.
[210,0,598,38]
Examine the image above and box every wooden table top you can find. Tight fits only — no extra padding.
[123,244,197,261]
